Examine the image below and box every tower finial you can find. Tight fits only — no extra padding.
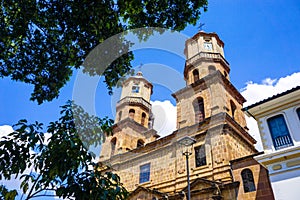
[136,63,143,76]
[139,63,143,71]
[198,23,205,31]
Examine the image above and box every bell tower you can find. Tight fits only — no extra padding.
[183,31,230,84]
[172,31,257,184]
[115,71,153,128]
[100,71,158,161]
[173,31,247,132]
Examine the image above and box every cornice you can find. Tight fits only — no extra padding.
[112,118,148,133]
[183,52,230,80]
[107,113,257,167]
[123,76,153,94]
[186,32,225,48]
[244,86,300,117]
[172,71,246,105]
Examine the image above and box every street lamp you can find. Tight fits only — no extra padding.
[178,136,196,200]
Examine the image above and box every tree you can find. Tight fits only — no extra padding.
[0,185,18,200]
[0,0,208,104]
[0,1,208,199]
[0,101,127,200]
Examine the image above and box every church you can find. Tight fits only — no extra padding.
[99,31,275,200]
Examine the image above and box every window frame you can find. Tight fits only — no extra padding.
[193,97,205,123]
[111,137,117,156]
[141,112,146,126]
[139,163,151,184]
[194,145,207,168]
[241,168,256,193]
[132,85,140,93]
[267,114,293,150]
[192,69,199,83]
[230,100,237,120]
[129,109,135,119]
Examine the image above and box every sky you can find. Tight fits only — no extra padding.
[1,0,300,198]
[1,0,300,127]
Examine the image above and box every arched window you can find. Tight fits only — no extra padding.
[241,169,256,193]
[111,137,117,156]
[267,114,293,150]
[193,69,199,83]
[137,139,144,148]
[129,109,135,119]
[230,100,237,120]
[118,111,122,122]
[193,98,205,123]
[141,112,146,126]
[208,65,216,74]
[297,107,300,120]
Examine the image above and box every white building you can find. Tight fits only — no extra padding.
[244,86,300,200]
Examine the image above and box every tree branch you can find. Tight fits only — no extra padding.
[25,173,42,200]
[27,188,56,200]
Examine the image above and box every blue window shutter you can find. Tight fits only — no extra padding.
[267,115,293,150]
[139,163,150,183]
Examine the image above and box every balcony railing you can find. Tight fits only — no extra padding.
[186,52,229,67]
[274,135,293,150]
[117,97,151,110]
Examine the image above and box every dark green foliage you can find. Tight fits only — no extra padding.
[0,0,207,104]
[0,1,208,199]
[0,101,127,199]
[0,185,18,200]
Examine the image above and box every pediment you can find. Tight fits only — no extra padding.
[183,178,219,192]
[128,186,163,200]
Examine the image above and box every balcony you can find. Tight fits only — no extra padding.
[116,97,151,110]
[186,52,229,68]
[273,135,294,150]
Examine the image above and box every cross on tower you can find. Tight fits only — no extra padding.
[198,23,205,31]
[138,63,143,71]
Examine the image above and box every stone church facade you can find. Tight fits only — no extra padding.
[99,31,274,200]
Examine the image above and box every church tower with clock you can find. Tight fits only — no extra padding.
[100,71,158,160]
[99,31,274,200]
[175,31,247,130]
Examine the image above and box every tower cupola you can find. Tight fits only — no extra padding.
[184,31,230,85]
[116,71,153,128]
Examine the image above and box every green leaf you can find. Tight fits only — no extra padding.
[0,0,207,104]
[22,183,28,194]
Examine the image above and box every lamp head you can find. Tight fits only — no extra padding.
[178,136,196,147]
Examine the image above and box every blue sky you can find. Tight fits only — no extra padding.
[1,0,300,199]
[1,0,300,128]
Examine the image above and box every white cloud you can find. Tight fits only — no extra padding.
[242,72,300,107]
[241,71,300,151]
[149,72,300,152]
[151,100,177,137]
[262,77,277,86]
[0,125,14,138]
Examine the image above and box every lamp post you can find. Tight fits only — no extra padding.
[178,136,196,200]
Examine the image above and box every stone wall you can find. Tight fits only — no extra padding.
[101,120,257,196]
[231,155,275,200]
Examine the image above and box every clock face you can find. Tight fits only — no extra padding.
[204,42,213,51]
